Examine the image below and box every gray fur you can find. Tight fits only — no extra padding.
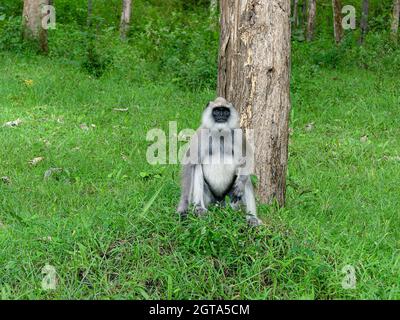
[177,97,262,226]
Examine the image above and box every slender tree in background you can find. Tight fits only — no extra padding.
[391,0,400,39]
[359,0,369,44]
[120,0,132,40]
[307,0,317,41]
[209,0,218,29]
[87,0,93,27]
[22,0,49,53]
[292,0,299,27]
[218,0,291,206]
[210,0,218,14]
[332,0,343,44]
[301,0,307,27]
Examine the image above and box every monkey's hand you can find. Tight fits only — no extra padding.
[237,157,246,168]
[177,200,189,218]
[232,178,245,203]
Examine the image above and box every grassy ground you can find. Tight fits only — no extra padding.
[0,51,399,300]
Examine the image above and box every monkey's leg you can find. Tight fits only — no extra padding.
[243,179,263,227]
[192,165,212,216]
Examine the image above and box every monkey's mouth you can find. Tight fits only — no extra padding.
[212,107,231,123]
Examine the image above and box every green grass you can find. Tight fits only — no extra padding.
[0,51,399,300]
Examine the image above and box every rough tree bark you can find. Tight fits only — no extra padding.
[391,0,400,38]
[22,0,49,53]
[306,0,317,41]
[332,0,343,44]
[359,0,369,44]
[120,0,132,40]
[218,0,291,206]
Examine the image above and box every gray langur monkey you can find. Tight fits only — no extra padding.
[177,97,262,227]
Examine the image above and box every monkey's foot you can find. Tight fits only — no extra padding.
[246,216,263,227]
[177,200,189,217]
[178,211,188,220]
[177,207,188,219]
[194,205,208,217]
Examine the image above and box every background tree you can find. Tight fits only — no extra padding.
[293,0,300,27]
[392,0,400,39]
[209,0,218,28]
[22,0,49,53]
[87,0,93,27]
[307,0,317,41]
[120,0,132,40]
[301,0,307,27]
[218,0,291,206]
[332,0,343,44]
[210,0,218,14]
[359,0,369,44]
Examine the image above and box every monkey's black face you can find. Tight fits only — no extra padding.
[212,106,231,123]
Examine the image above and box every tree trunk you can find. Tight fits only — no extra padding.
[391,0,400,38]
[293,0,299,27]
[22,0,49,53]
[87,0,93,27]
[210,0,218,14]
[301,0,307,27]
[209,0,218,29]
[332,0,343,44]
[218,0,291,206]
[306,0,317,41]
[120,0,132,40]
[359,0,369,44]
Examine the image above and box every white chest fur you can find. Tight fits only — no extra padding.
[202,154,237,197]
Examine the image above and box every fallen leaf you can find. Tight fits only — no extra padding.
[41,139,51,146]
[3,119,22,127]
[381,155,400,162]
[80,123,89,131]
[44,168,63,180]
[360,135,369,143]
[1,176,11,184]
[305,122,315,132]
[29,157,44,166]
[24,79,34,87]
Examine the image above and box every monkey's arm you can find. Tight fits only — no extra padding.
[177,129,205,216]
[232,132,255,203]
[177,164,194,216]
